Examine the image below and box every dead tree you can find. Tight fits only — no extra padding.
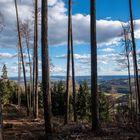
[14,0,29,116]
[120,24,133,119]
[20,20,33,109]
[129,0,140,123]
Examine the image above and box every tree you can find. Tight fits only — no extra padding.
[14,0,29,115]
[0,12,4,140]
[129,0,140,121]
[90,0,99,131]
[122,24,133,118]
[17,42,21,107]
[99,93,109,122]
[33,0,39,119]
[1,64,8,80]
[41,0,52,138]
[71,9,77,122]
[76,81,89,121]
[65,0,72,124]
[116,24,133,115]
[51,81,65,116]
[20,20,32,109]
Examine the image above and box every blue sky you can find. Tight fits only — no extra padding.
[67,0,140,20]
[0,0,140,77]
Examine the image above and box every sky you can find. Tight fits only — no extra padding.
[0,0,140,77]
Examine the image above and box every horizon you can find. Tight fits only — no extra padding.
[8,75,131,78]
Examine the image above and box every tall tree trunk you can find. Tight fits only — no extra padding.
[127,54,133,115]
[90,0,99,131]
[14,0,29,116]
[33,44,35,115]
[34,0,39,119]
[71,22,77,122]
[65,0,72,124]
[18,42,21,107]
[41,0,52,138]
[129,0,140,118]
[32,0,35,116]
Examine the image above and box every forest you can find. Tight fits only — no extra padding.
[0,0,140,140]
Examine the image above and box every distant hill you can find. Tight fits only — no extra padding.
[9,75,130,82]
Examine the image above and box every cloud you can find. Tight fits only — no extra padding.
[55,53,90,60]
[1,0,140,48]
[55,52,136,69]
[0,53,17,59]
[51,67,66,73]
[1,0,140,76]
[102,48,115,53]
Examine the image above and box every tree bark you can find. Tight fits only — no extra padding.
[18,42,21,107]
[127,54,133,116]
[71,22,77,122]
[34,0,39,119]
[129,0,140,117]
[90,0,99,132]
[41,0,52,138]
[65,0,72,124]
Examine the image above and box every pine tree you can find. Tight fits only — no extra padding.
[1,64,8,80]
[76,85,87,120]
[90,0,99,131]
[41,0,52,138]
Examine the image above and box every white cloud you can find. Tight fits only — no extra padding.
[102,48,115,52]
[51,67,65,73]
[48,0,58,6]
[0,53,17,59]
[1,0,140,48]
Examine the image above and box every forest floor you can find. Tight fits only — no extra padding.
[3,117,140,140]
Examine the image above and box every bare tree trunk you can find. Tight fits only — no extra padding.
[34,0,39,119]
[90,0,99,132]
[18,42,21,107]
[71,23,77,122]
[126,51,133,119]
[41,0,52,138]
[25,35,32,109]
[65,0,72,125]
[129,0,140,119]
[33,44,35,115]
[127,55,133,115]
[123,27,133,117]
[15,0,29,116]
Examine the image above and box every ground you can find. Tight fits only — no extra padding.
[3,117,139,140]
